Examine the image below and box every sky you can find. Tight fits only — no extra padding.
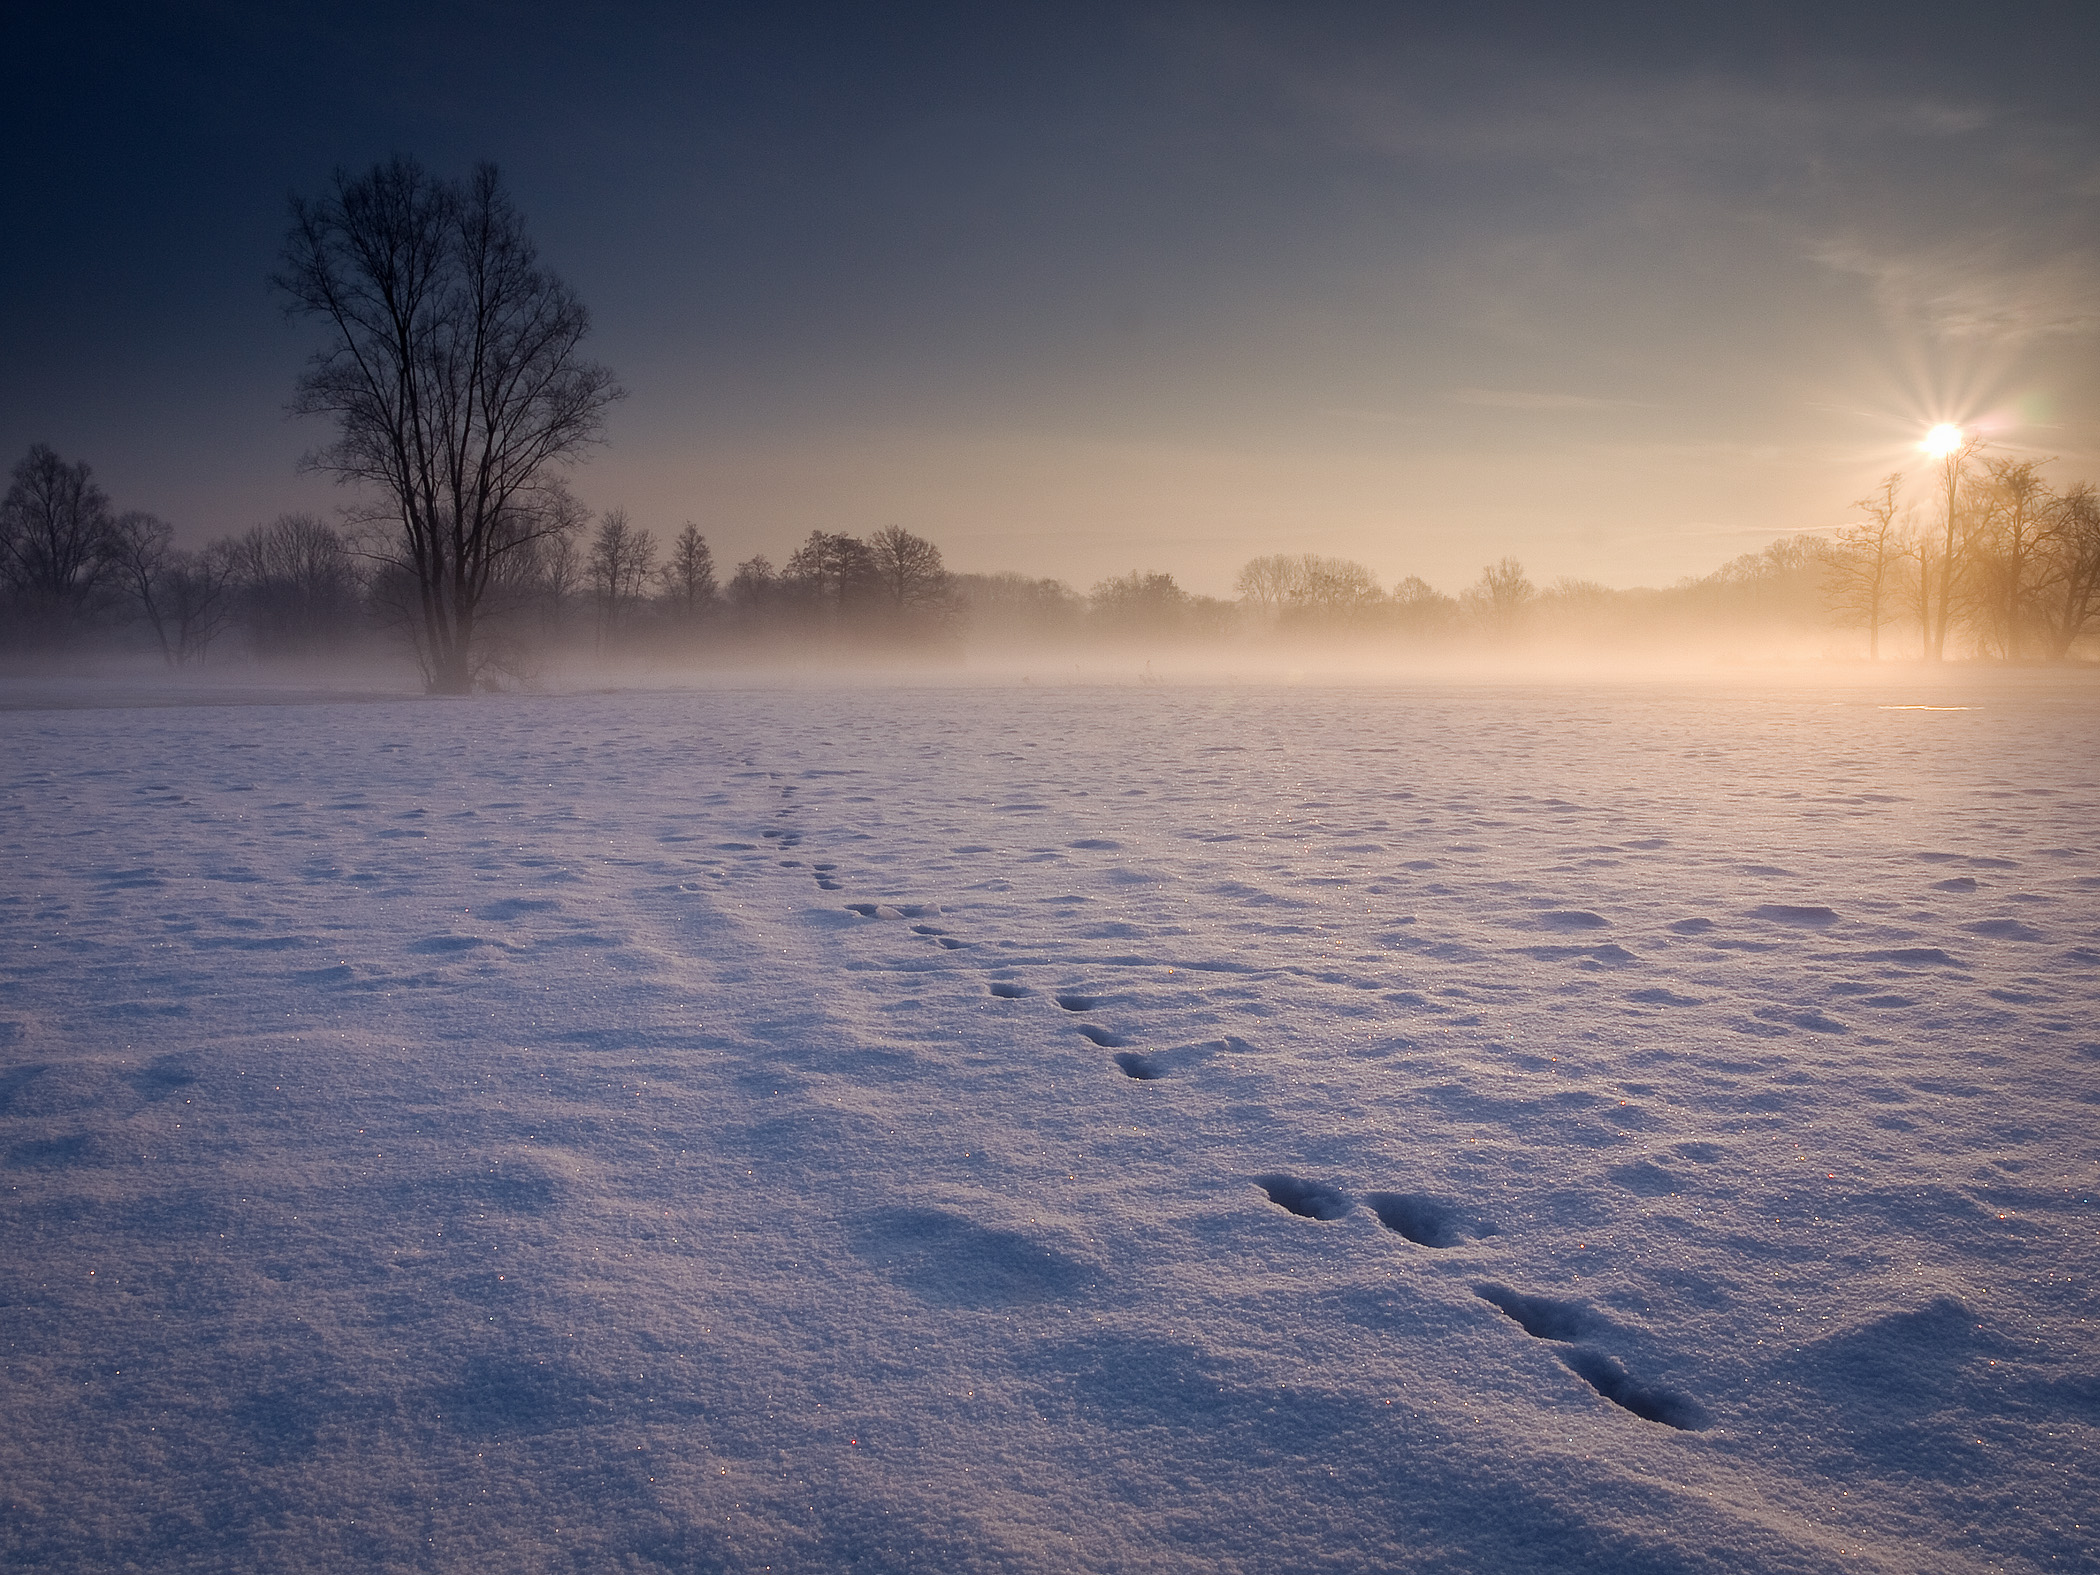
[5,0,2098,595]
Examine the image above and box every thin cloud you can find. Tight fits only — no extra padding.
[1810,239,2100,341]
[1451,388,1655,411]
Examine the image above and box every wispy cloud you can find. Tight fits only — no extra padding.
[1808,239,2100,341]
[1451,389,1654,411]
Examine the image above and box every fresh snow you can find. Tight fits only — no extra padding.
[1,675,2095,1572]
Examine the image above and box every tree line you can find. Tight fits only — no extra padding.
[21,432,2093,671]
[4,156,2096,680]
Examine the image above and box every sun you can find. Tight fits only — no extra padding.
[1921,422,1964,458]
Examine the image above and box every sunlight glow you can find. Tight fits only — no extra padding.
[1921,422,1964,458]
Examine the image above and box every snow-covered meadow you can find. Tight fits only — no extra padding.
[2,674,2095,1572]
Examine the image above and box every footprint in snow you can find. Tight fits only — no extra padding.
[845,901,945,921]
[1475,1282,1707,1430]
[1252,1174,1354,1221]
[1110,1037,1249,1081]
[1363,1192,1494,1248]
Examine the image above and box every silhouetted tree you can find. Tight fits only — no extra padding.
[1923,431,1987,661]
[660,524,717,619]
[277,157,621,692]
[1235,554,1301,618]
[783,531,879,614]
[1464,557,1535,638]
[0,444,115,637]
[481,483,588,642]
[1967,458,2051,659]
[586,508,656,641]
[158,543,240,665]
[1390,574,1459,637]
[104,511,180,663]
[1827,474,1907,659]
[2035,482,2100,659]
[229,513,363,655]
[867,526,951,616]
[1287,556,1383,623]
[1090,570,1190,634]
[728,555,779,617]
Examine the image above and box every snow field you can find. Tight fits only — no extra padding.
[0,676,2095,1572]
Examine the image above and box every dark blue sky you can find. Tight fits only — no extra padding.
[6,1,2097,590]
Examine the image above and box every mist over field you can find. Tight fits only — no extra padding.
[4,3,2099,1571]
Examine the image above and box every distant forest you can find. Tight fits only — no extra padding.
[3,440,2097,679]
[10,158,2095,686]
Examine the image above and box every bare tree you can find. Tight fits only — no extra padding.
[277,158,621,692]
[783,531,879,614]
[1463,557,1535,638]
[1966,458,2051,659]
[659,523,717,619]
[1233,554,1381,624]
[1290,555,1383,620]
[100,510,239,666]
[229,513,364,655]
[586,508,657,642]
[104,511,179,662]
[161,543,241,665]
[2035,481,2100,659]
[539,522,585,613]
[1390,574,1458,637]
[482,483,588,638]
[0,444,115,635]
[728,554,779,616]
[866,526,952,628]
[1827,474,1907,659]
[1235,554,1303,618]
[1923,431,1987,660]
[1090,570,1190,634]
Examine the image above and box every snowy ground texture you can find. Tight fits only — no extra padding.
[2,675,2095,1573]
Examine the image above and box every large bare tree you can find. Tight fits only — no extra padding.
[277,158,621,693]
